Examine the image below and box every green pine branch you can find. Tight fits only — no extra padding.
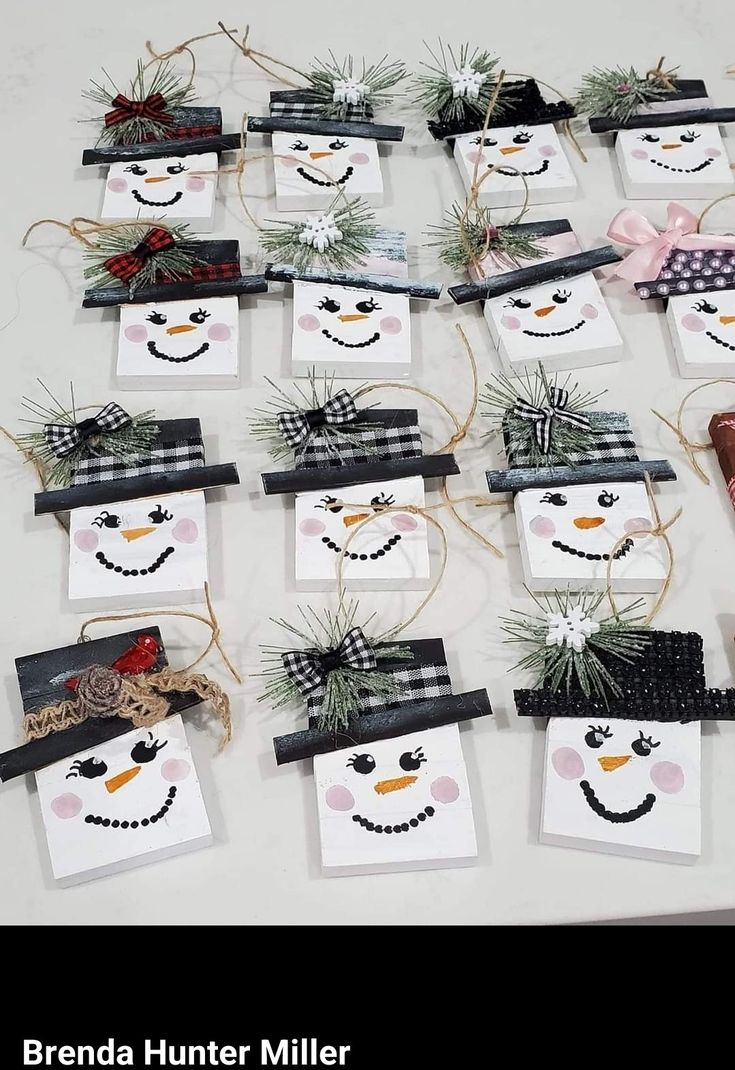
[259,197,377,272]
[575,64,678,124]
[302,52,407,120]
[426,202,547,272]
[84,59,197,146]
[409,40,515,125]
[83,222,204,296]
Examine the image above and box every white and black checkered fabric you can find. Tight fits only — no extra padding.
[69,439,205,486]
[296,422,423,470]
[282,627,378,696]
[306,659,453,720]
[45,402,132,459]
[506,412,639,469]
[270,100,374,122]
[278,390,359,450]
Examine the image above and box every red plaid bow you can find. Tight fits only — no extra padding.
[104,92,174,129]
[103,227,176,284]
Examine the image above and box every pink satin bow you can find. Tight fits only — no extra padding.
[607,203,735,282]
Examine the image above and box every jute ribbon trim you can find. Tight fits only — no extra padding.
[652,379,735,484]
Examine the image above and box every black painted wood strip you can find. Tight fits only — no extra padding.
[34,462,240,515]
[265,264,441,300]
[246,116,404,141]
[485,458,677,494]
[83,130,238,164]
[83,274,268,308]
[498,219,573,238]
[262,454,460,495]
[273,689,493,764]
[589,106,735,133]
[347,409,419,429]
[448,247,622,305]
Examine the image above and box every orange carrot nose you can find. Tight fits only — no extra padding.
[598,755,631,773]
[144,175,171,183]
[343,513,369,527]
[105,766,141,793]
[500,145,524,155]
[374,775,418,795]
[573,516,605,530]
[166,324,197,335]
[720,316,735,326]
[534,305,556,317]
[309,151,333,159]
[121,526,156,542]
[661,143,682,150]
[337,313,369,322]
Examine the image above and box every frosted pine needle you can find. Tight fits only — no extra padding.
[303,53,407,120]
[576,64,678,124]
[83,222,203,296]
[410,41,513,125]
[84,59,197,146]
[426,202,547,272]
[259,198,377,272]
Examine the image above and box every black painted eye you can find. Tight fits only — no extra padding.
[146,311,167,326]
[130,733,168,764]
[584,725,613,749]
[124,163,148,176]
[507,296,531,309]
[290,140,309,151]
[639,133,660,143]
[167,163,188,174]
[399,747,426,772]
[148,505,173,524]
[540,492,567,507]
[512,131,532,144]
[91,511,121,529]
[598,491,619,508]
[66,757,108,780]
[693,300,718,314]
[317,495,342,513]
[552,289,571,304]
[317,297,341,313]
[347,753,376,775]
[370,492,395,512]
[329,139,348,150]
[471,135,498,146]
[680,130,700,143]
[631,731,660,757]
[355,298,381,314]
[189,308,210,324]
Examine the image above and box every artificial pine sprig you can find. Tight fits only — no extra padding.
[410,41,513,125]
[16,383,158,488]
[259,602,414,733]
[84,59,197,146]
[83,222,203,294]
[302,52,407,120]
[259,197,377,272]
[576,63,678,124]
[426,202,547,272]
[480,365,603,469]
[502,588,650,705]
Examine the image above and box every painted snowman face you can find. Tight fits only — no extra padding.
[118,296,239,381]
[670,291,735,372]
[541,717,700,861]
[315,724,477,871]
[617,124,733,191]
[515,481,668,590]
[36,715,212,883]
[453,124,577,206]
[69,491,207,603]
[272,132,383,209]
[295,476,429,590]
[101,153,218,227]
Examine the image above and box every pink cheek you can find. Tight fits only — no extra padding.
[172,519,198,544]
[529,515,556,539]
[207,322,231,342]
[161,758,191,783]
[501,314,521,331]
[682,313,706,332]
[51,793,83,820]
[465,150,484,166]
[631,149,649,160]
[298,314,321,332]
[430,776,460,804]
[391,513,417,532]
[539,144,557,158]
[299,518,326,537]
[349,152,369,165]
[124,324,148,343]
[186,177,206,192]
[74,530,99,553]
[650,761,684,794]
[706,147,722,158]
[379,315,402,335]
[581,303,598,320]
[325,784,355,811]
[551,746,585,781]
[107,177,128,193]
[624,516,653,537]
[280,156,299,169]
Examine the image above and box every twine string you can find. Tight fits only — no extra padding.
[652,379,735,483]
[21,216,170,251]
[143,26,240,90]
[645,56,678,91]
[697,193,735,232]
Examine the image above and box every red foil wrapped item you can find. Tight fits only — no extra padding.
[709,412,735,508]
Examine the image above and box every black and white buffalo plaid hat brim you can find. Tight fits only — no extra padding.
[296,420,423,470]
[505,411,639,470]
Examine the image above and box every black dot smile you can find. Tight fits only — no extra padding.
[95,546,175,577]
[579,780,656,823]
[321,533,402,560]
[296,166,354,187]
[496,158,550,177]
[322,328,381,349]
[705,330,735,352]
[83,786,178,829]
[551,537,633,562]
[352,805,435,834]
[131,189,184,207]
[523,319,586,338]
[147,340,210,363]
[649,157,714,173]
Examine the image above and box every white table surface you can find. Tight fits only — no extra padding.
[1,0,734,926]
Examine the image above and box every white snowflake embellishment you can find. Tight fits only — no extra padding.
[449,65,486,101]
[546,606,600,653]
[333,78,370,106]
[298,213,344,253]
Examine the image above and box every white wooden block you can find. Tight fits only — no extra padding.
[615,124,734,199]
[315,724,478,876]
[541,717,700,864]
[453,124,577,208]
[514,480,668,592]
[68,491,207,611]
[271,131,383,211]
[295,475,430,591]
[117,296,239,389]
[100,153,219,230]
[484,273,624,372]
[291,280,411,378]
[668,291,735,377]
[35,714,213,885]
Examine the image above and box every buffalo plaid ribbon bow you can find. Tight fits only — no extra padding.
[281,627,378,695]
[104,92,175,129]
[44,402,132,459]
[513,386,590,454]
[103,227,176,285]
[277,390,359,450]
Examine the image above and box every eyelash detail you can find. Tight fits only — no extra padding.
[552,289,571,304]
[540,492,567,506]
[680,130,700,142]
[512,131,532,144]
[355,298,381,314]
[317,297,341,313]
[290,140,308,151]
[124,163,148,175]
[506,296,531,309]
[693,300,717,314]
[471,136,497,146]
[597,491,619,508]
[639,133,660,143]
[146,311,167,325]
[370,493,395,511]
[91,510,121,529]
[584,725,613,749]
[399,747,426,772]
[148,505,173,524]
[329,139,348,150]
[130,732,168,764]
[66,757,108,780]
[631,730,660,757]
[167,163,188,174]
[316,495,343,513]
[189,308,210,324]
[346,753,376,774]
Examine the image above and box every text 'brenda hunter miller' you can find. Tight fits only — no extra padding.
[23,1040,352,1067]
